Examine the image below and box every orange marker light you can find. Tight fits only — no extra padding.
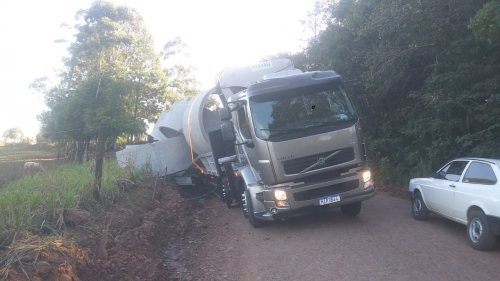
[276,201,289,207]
[234,172,238,177]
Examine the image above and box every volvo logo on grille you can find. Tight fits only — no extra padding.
[317,157,326,165]
[299,150,342,174]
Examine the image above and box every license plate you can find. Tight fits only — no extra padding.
[319,194,340,205]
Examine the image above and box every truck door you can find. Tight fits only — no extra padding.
[234,105,276,183]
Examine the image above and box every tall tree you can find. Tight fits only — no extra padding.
[35,0,177,151]
[280,0,500,186]
[2,128,24,143]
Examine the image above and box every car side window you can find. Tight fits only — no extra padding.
[463,162,497,185]
[438,164,451,179]
[444,161,469,182]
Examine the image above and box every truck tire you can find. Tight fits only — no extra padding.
[244,190,264,228]
[412,192,430,220]
[341,202,362,216]
[467,210,496,251]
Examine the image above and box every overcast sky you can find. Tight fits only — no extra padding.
[0,0,317,138]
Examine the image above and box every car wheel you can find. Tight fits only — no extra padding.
[243,190,264,228]
[467,210,496,251]
[341,202,362,216]
[412,192,429,220]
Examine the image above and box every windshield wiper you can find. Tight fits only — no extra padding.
[306,119,355,125]
[260,128,292,131]
[260,127,308,137]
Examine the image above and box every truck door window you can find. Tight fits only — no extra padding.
[463,162,497,184]
[444,161,469,182]
[237,107,252,139]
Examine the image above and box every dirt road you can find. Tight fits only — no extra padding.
[188,191,500,281]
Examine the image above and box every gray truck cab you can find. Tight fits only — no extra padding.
[223,67,376,227]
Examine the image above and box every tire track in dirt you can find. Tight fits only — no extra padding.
[188,192,500,281]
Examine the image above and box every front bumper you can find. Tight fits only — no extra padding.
[254,172,377,221]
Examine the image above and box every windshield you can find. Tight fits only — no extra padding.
[249,84,357,140]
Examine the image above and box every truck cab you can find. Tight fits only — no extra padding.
[220,65,376,227]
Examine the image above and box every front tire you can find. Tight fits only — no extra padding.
[341,202,362,216]
[412,192,430,220]
[467,210,496,251]
[243,190,264,228]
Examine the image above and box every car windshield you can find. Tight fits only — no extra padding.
[249,83,357,140]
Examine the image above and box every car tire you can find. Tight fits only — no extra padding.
[412,192,430,220]
[467,210,496,251]
[341,202,362,216]
[244,190,264,228]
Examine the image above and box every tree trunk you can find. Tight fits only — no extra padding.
[83,142,88,162]
[72,141,78,162]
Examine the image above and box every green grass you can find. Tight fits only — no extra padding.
[0,160,128,233]
[0,144,57,188]
[0,144,54,163]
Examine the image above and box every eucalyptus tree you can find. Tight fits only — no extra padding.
[36,0,178,156]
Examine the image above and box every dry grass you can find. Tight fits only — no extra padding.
[0,231,90,280]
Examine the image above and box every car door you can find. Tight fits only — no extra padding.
[424,160,469,217]
[454,161,498,223]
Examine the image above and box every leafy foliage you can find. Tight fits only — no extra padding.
[34,1,179,144]
[2,128,24,143]
[289,0,500,187]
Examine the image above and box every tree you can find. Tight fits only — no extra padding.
[20,136,33,144]
[2,128,24,143]
[161,37,222,111]
[273,0,499,187]
[34,0,179,154]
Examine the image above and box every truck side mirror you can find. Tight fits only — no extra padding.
[353,82,365,95]
[221,121,236,142]
[353,82,369,116]
[235,139,254,148]
[219,107,231,121]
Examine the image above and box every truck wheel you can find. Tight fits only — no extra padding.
[241,192,249,218]
[244,190,264,228]
[341,202,362,216]
[467,210,496,251]
[412,192,429,220]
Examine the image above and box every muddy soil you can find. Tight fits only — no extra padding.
[187,191,500,281]
[5,181,209,281]
[78,184,208,281]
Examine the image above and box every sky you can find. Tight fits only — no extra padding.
[0,0,318,139]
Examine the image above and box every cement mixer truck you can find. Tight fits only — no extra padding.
[117,58,376,227]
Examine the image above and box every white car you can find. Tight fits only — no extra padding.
[408,158,500,250]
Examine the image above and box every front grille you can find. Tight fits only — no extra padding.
[282,147,355,175]
[293,179,359,201]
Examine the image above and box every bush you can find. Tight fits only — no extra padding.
[0,161,127,233]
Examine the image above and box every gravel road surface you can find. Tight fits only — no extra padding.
[189,191,500,281]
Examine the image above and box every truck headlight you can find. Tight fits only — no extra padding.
[274,189,287,200]
[363,170,373,189]
[363,171,371,183]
